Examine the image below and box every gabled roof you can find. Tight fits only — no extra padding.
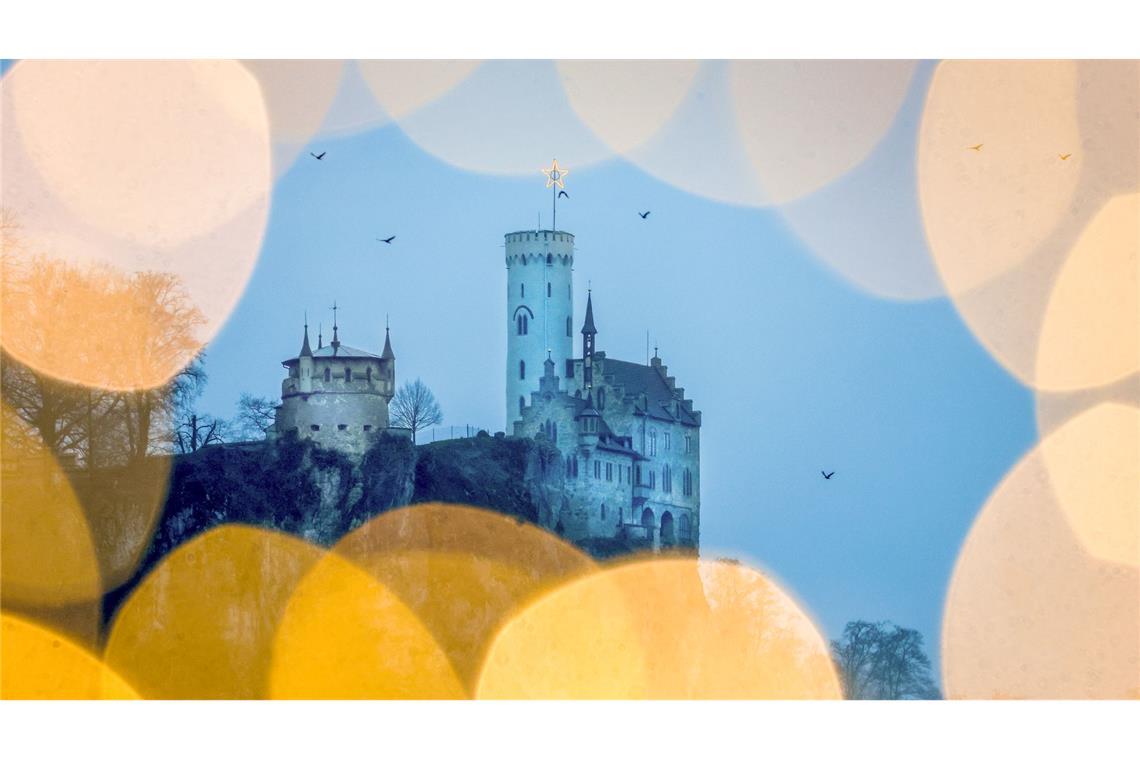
[602,358,700,426]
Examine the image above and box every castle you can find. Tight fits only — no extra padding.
[269,225,701,551]
[270,309,410,454]
[504,229,701,550]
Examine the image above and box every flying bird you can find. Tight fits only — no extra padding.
[967,144,983,152]
[639,211,651,219]
[1059,153,1072,160]
[377,236,396,244]
[558,190,569,199]
[310,151,326,160]
[821,470,835,480]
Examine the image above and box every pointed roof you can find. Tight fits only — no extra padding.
[381,326,395,360]
[581,291,597,335]
[299,320,313,358]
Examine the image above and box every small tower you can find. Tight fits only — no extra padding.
[505,228,575,428]
[581,290,597,390]
[380,318,396,403]
[298,316,314,393]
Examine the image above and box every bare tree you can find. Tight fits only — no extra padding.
[831,620,939,699]
[389,378,443,443]
[234,393,277,440]
[174,411,227,454]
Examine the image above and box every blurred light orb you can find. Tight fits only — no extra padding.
[328,503,595,691]
[943,404,1140,698]
[240,60,345,176]
[1,60,272,391]
[0,405,102,609]
[1,613,139,699]
[1035,193,1139,392]
[1040,403,1140,568]
[919,60,1082,295]
[476,558,840,699]
[104,525,324,699]
[269,551,466,699]
[4,60,271,250]
[557,60,700,154]
[731,60,916,204]
[392,60,614,176]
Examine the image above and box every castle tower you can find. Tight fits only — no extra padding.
[505,228,575,428]
[298,317,314,393]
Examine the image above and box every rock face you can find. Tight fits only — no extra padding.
[118,432,567,596]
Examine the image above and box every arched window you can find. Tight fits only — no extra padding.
[547,282,552,297]
[517,314,530,335]
[520,283,525,298]
[660,512,675,546]
[566,316,572,337]
[680,513,692,543]
[519,396,526,416]
[663,465,672,493]
[519,360,526,380]
[345,367,352,382]
[324,367,331,382]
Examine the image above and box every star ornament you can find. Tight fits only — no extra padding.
[542,159,569,189]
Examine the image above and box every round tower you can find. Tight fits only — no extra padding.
[505,229,574,429]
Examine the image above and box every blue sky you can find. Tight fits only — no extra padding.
[190,62,1037,676]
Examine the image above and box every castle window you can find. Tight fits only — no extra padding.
[338,424,348,431]
[519,396,526,416]
[605,462,613,482]
[627,465,631,483]
[565,359,574,378]
[597,388,606,410]
[663,465,672,493]
[618,466,623,484]
[649,469,656,489]
[324,367,331,382]
[566,316,572,337]
[367,366,372,383]
[546,253,553,265]
[683,467,692,496]
[345,367,352,382]
[680,514,692,543]
[601,502,607,520]
[664,432,671,450]
[547,282,552,297]
[685,435,692,454]
[364,425,373,432]
[594,460,601,479]
[649,430,657,456]
[519,360,526,380]
[520,283,525,298]
[310,424,320,431]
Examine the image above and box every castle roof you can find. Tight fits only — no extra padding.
[602,357,701,426]
[581,291,597,335]
[282,343,386,366]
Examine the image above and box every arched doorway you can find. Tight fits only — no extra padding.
[640,507,654,542]
[660,511,675,547]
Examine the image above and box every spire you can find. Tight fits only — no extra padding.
[381,314,395,361]
[580,289,597,336]
[300,312,313,357]
[330,300,340,351]
[318,322,323,349]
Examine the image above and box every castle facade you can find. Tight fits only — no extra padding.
[505,229,701,550]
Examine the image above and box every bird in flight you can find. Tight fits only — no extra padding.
[821,470,835,480]
[639,211,651,219]
[967,144,983,152]
[377,236,396,244]
[558,190,569,199]
[1059,153,1072,160]
[310,151,326,160]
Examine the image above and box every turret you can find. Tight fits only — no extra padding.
[581,290,597,390]
[505,228,575,428]
[380,321,396,401]
[298,318,314,393]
